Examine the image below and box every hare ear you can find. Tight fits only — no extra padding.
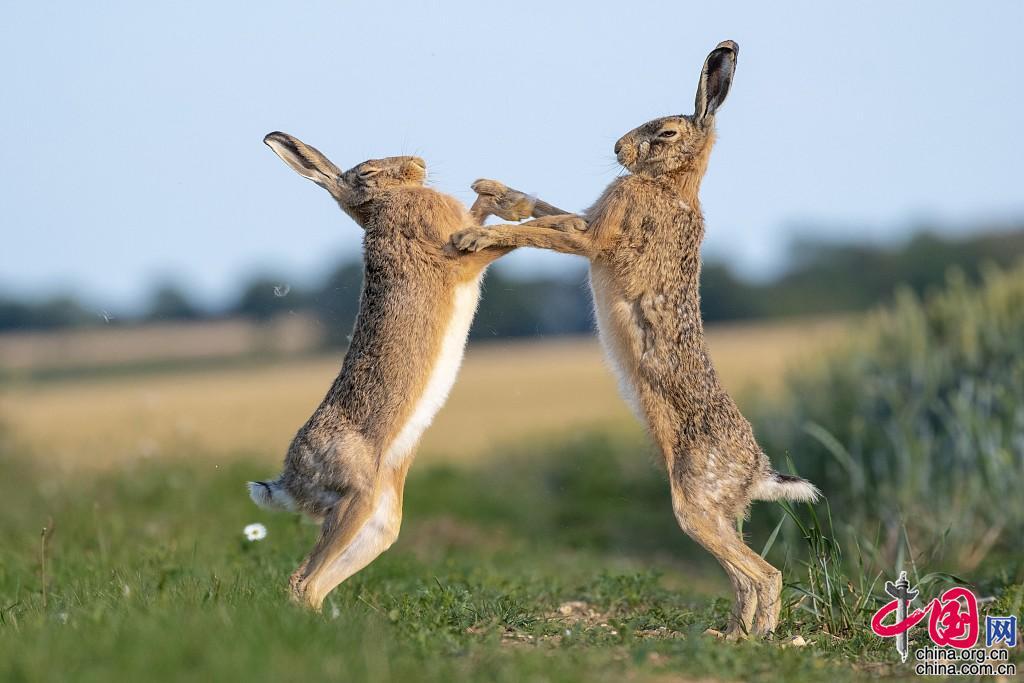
[263,132,345,191]
[693,40,738,125]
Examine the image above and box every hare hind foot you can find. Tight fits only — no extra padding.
[751,569,783,636]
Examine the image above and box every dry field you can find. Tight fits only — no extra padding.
[0,318,847,470]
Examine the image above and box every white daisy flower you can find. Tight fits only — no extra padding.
[243,523,268,542]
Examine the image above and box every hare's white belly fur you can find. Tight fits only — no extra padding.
[383,275,482,469]
[589,265,645,425]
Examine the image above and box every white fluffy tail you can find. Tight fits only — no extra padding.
[247,479,297,512]
[751,471,820,503]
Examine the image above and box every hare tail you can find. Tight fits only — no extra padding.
[751,471,820,503]
[247,478,297,512]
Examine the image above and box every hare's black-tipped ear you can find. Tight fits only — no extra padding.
[694,40,738,125]
[263,132,343,189]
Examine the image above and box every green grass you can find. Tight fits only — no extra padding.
[0,433,952,683]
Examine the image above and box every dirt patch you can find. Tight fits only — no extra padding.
[634,626,686,640]
[473,600,689,648]
[547,600,617,631]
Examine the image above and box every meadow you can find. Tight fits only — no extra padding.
[1,281,1021,681]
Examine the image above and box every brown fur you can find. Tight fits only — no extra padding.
[252,132,531,608]
[452,42,818,637]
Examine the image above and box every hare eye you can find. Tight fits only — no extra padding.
[658,130,677,139]
[358,168,381,179]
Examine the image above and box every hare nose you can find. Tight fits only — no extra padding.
[613,140,623,155]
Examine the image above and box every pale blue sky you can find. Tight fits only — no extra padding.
[1,1,1022,311]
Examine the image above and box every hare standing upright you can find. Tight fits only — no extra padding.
[453,41,819,637]
[250,132,556,609]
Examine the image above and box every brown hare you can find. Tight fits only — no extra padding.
[452,41,819,637]
[250,132,553,609]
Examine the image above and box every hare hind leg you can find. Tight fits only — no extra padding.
[291,487,402,610]
[670,482,781,637]
[290,487,375,609]
[291,467,409,610]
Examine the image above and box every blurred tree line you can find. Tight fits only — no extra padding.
[3,227,1024,340]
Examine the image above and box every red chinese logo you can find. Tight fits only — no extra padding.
[871,584,979,648]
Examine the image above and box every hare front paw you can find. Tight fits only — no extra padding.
[470,178,509,197]
[471,178,535,221]
[452,227,498,252]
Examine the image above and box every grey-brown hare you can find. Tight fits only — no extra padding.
[452,41,819,637]
[250,132,548,609]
